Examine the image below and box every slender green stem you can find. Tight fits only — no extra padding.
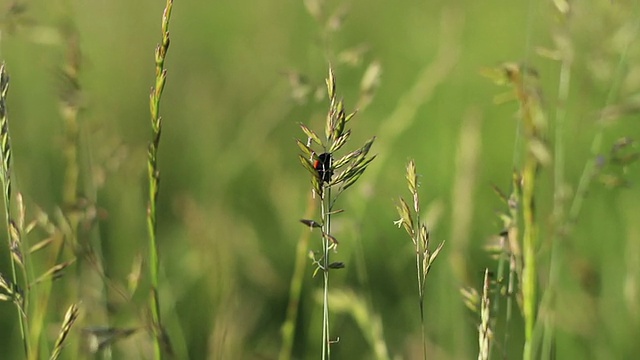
[321,186,331,360]
[521,151,538,360]
[147,1,173,358]
[542,44,572,359]
[414,218,426,359]
[568,19,635,223]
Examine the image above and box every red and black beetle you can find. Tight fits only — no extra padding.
[313,152,333,183]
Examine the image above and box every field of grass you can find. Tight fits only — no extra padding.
[0,0,639,359]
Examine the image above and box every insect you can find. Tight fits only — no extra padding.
[313,152,333,183]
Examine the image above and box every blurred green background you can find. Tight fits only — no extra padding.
[0,0,639,359]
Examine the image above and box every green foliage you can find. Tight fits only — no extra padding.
[0,1,638,359]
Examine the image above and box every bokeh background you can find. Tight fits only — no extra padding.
[0,0,639,359]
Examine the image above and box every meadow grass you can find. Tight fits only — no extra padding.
[0,1,638,359]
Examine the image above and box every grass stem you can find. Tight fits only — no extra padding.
[0,63,31,359]
[147,1,174,358]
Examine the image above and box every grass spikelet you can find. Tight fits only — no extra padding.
[147,0,174,358]
[49,303,79,360]
[477,269,492,360]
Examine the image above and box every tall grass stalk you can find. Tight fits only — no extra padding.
[147,1,173,358]
[320,185,332,359]
[506,64,547,360]
[0,63,31,358]
[395,160,445,360]
[483,63,548,360]
[298,67,376,359]
[542,8,572,356]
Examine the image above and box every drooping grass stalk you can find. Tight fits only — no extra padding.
[0,63,31,359]
[395,160,445,360]
[147,1,173,358]
[298,67,376,359]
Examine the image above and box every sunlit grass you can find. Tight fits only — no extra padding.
[0,1,638,359]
